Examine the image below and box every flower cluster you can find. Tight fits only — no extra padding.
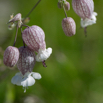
[3,0,97,93]
[3,13,52,92]
[58,0,97,36]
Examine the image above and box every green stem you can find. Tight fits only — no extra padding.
[21,27,26,48]
[23,0,41,21]
[22,24,29,28]
[13,25,19,46]
[63,4,67,18]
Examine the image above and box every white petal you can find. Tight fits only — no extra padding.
[36,47,52,62]
[93,12,98,16]
[91,12,97,21]
[81,12,97,28]
[11,72,22,86]
[32,72,42,80]
[21,76,35,87]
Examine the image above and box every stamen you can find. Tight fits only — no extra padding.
[42,60,47,67]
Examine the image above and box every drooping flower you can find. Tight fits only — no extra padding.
[62,17,76,36]
[17,46,35,75]
[11,72,41,93]
[22,25,52,62]
[3,46,19,67]
[11,46,41,92]
[72,0,97,28]
[22,25,45,52]
[35,47,52,62]
[81,12,97,28]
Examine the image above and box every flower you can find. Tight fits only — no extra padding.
[17,46,35,75]
[22,25,52,62]
[36,47,52,62]
[22,25,45,52]
[81,12,97,28]
[11,46,42,92]
[72,0,97,28]
[11,72,41,93]
[72,0,94,19]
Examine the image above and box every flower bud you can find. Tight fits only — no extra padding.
[64,1,70,11]
[8,13,22,28]
[58,1,63,9]
[9,13,21,22]
[3,46,19,67]
[17,47,35,75]
[62,17,76,37]
[22,25,46,52]
[22,17,30,24]
[8,22,16,30]
[72,0,94,19]
[9,13,22,23]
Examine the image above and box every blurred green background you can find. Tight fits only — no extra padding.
[0,0,103,103]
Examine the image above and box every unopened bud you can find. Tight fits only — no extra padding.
[22,17,30,24]
[3,46,19,67]
[64,1,70,11]
[17,47,35,75]
[8,23,16,30]
[8,13,22,28]
[8,13,22,23]
[72,0,94,19]
[58,1,63,9]
[62,17,76,37]
[22,25,46,52]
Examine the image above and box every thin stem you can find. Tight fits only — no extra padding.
[23,0,41,21]
[63,4,67,18]
[22,24,29,28]
[13,25,19,46]
[21,27,26,48]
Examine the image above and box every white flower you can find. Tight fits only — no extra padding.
[11,72,41,93]
[81,12,97,28]
[35,47,52,62]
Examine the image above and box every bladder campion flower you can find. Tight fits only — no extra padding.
[11,46,41,92]
[11,72,41,93]
[72,0,97,28]
[22,25,52,62]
